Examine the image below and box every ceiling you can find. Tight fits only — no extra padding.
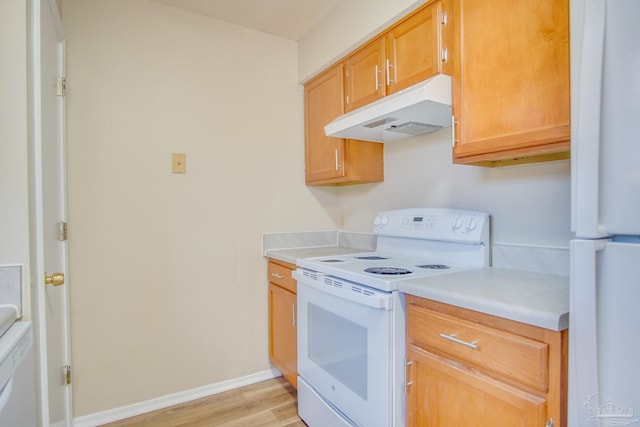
[151,0,344,41]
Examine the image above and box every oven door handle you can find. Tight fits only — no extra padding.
[294,270,393,310]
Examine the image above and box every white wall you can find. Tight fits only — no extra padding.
[63,0,337,416]
[0,0,31,315]
[338,131,571,247]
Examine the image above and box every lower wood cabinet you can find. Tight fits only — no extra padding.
[406,295,567,427]
[267,259,297,388]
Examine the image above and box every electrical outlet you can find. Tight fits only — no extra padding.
[172,153,186,174]
[339,213,346,227]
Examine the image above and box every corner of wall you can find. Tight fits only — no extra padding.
[296,0,427,82]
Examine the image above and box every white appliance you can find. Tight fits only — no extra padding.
[569,1,640,426]
[0,266,35,427]
[293,208,490,427]
[324,74,452,143]
[0,322,35,427]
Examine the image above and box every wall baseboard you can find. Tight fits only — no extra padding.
[73,369,280,427]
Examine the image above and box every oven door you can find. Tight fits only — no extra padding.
[296,272,393,427]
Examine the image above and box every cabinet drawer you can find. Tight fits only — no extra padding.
[268,261,296,294]
[407,304,549,392]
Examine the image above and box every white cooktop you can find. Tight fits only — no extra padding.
[297,252,473,292]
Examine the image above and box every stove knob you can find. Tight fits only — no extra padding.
[466,217,478,231]
[380,215,390,225]
[452,216,463,230]
[374,216,381,226]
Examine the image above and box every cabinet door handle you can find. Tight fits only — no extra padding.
[451,115,457,148]
[271,273,285,279]
[375,64,380,90]
[441,48,448,63]
[439,333,478,350]
[292,303,296,326]
[335,149,340,170]
[406,360,414,388]
[386,59,395,85]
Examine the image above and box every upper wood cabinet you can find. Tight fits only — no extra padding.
[304,64,384,186]
[344,0,453,113]
[303,0,457,185]
[304,64,346,183]
[344,38,386,113]
[386,0,451,94]
[451,0,571,166]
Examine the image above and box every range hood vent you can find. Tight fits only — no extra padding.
[325,74,452,143]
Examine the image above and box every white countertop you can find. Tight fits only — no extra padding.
[0,306,18,338]
[265,246,368,265]
[399,268,569,331]
[266,245,569,332]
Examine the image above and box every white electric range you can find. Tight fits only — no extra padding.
[293,208,490,427]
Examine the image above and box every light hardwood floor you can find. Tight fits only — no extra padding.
[100,377,306,427]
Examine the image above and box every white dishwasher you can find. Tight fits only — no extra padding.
[0,321,35,427]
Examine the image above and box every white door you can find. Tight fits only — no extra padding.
[30,0,72,425]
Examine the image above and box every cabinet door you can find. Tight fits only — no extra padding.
[304,64,346,183]
[452,0,570,165]
[269,283,297,388]
[386,1,442,95]
[304,65,384,186]
[406,347,547,427]
[344,38,386,112]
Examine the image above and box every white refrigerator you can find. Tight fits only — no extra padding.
[570,0,640,426]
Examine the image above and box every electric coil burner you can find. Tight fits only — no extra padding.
[418,264,450,269]
[294,208,490,427]
[364,266,413,275]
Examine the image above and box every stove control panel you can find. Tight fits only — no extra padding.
[373,208,489,244]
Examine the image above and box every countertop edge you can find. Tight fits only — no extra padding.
[399,268,569,332]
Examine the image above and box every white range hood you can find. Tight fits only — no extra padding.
[324,74,452,143]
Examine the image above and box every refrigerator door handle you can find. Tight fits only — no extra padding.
[569,239,606,426]
[572,0,608,238]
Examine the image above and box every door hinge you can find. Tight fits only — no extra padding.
[56,77,66,96]
[64,365,72,385]
[57,222,68,241]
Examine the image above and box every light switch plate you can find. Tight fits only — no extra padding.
[172,153,186,174]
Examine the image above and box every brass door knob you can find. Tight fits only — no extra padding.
[44,272,65,286]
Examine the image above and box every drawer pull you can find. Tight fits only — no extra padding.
[439,333,478,350]
[271,273,285,279]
